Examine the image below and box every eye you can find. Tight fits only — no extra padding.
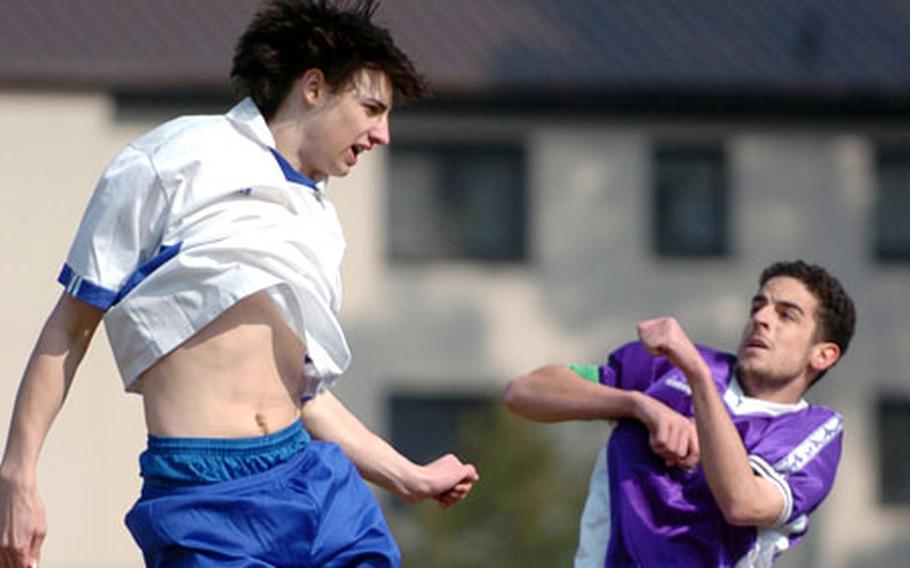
[364,103,384,116]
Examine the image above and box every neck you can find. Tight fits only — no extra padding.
[737,371,808,404]
[267,104,325,183]
[267,119,302,174]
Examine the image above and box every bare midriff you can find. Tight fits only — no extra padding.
[138,290,307,438]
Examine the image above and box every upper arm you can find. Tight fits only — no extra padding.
[768,416,844,525]
[743,413,844,527]
[37,293,104,357]
[300,391,365,444]
[726,470,788,527]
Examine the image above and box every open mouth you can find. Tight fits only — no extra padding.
[345,145,363,167]
[745,337,770,350]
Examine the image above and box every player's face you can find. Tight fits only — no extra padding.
[299,68,393,182]
[736,276,822,387]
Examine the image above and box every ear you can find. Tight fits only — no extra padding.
[300,69,326,106]
[809,341,840,374]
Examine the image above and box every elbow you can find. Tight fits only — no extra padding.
[502,379,524,415]
[717,496,763,527]
[503,375,541,419]
[720,505,752,527]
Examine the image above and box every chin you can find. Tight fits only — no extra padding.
[736,360,765,380]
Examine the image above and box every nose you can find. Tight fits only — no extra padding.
[369,115,390,147]
[751,304,772,330]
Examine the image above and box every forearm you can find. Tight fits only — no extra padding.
[504,365,642,422]
[301,392,424,501]
[1,295,99,480]
[2,358,72,479]
[686,363,781,526]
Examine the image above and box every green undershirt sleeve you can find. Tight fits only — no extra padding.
[568,363,600,383]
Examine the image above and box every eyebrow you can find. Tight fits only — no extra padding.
[751,294,806,316]
[358,93,391,113]
[372,98,391,112]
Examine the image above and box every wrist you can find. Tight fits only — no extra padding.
[681,357,713,386]
[628,391,651,422]
[0,461,37,489]
[395,462,428,503]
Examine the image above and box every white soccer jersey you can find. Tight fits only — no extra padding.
[59,98,351,393]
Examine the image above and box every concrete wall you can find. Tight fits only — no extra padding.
[1,92,908,566]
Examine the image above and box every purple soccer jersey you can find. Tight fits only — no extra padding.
[582,342,843,568]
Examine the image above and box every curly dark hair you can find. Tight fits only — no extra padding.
[760,260,856,383]
[231,0,428,120]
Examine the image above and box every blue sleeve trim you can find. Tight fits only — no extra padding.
[114,242,183,305]
[57,264,118,310]
[59,242,183,311]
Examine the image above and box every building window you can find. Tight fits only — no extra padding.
[388,392,494,466]
[874,145,910,262]
[878,395,910,505]
[387,142,527,262]
[653,143,728,257]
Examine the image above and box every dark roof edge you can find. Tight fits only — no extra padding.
[407,86,910,120]
[7,81,910,122]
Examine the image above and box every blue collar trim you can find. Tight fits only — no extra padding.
[269,148,318,190]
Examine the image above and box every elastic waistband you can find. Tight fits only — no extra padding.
[140,420,309,488]
[146,420,306,455]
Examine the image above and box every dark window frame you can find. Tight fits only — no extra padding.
[877,394,910,506]
[652,142,729,258]
[873,144,910,263]
[387,390,495,466]
[387,140,528,263]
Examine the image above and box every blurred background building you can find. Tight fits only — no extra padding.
[1,1,909,566]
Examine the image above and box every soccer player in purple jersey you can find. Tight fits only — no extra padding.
[504,260,855,567]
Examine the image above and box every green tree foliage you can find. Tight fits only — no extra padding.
[393,406,594,567]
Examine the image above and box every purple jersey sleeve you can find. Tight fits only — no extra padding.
[748,410,844,525]
[598,341,676,392]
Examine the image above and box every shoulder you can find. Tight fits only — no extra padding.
[771,406,844,475]
[607,342,734,374]
[604,341,674,383]
[136,114,260,165]
[129,114,225,154]
[606,341,654,367]
[695,345,738,383]
[126,114,279,190]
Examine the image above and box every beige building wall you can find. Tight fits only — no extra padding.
[1,91,909,567]
[0,92,149,567]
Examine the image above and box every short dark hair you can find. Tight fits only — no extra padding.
[231,0,428,120]
[760,260,856,382]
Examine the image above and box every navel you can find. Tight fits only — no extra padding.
[254,413,270,435]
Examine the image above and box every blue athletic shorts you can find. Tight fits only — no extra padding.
[124,422,400,567]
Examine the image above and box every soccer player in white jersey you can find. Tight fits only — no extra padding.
[0,1,477,566]
[505,260,855,567]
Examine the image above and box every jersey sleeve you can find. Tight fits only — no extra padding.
[58,144,169,310]
[597,341,666,392]
[749,412,844,526]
